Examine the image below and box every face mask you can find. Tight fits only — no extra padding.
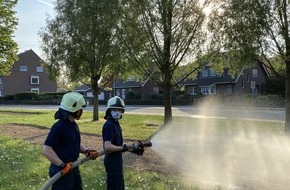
[111,110,122,120]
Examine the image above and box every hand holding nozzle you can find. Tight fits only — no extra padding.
[122,140,152,156]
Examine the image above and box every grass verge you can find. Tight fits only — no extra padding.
[0,135,198,190]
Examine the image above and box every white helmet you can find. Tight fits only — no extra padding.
[106,96,125,113]
[59,92,86,113]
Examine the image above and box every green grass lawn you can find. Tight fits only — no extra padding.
[0,109,163,140]
[0,135,198,190]
[0,108,285,190]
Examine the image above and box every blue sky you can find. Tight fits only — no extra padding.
[14,0,55,57]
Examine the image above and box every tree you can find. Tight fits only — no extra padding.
[209,0,290,133]
[0,0,18,76]
[39,0,124,121]
[119,0,210,124]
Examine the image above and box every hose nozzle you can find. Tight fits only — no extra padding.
[142,141,152,147]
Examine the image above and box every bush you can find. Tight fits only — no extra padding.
[150,93,163,100]
[14,92,38,100]
[126,91,136,100]
[3,95,14,100]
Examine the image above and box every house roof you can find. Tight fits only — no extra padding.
[114,79,143,88]
[184,59,270,87]
[73,84,91,92]
[184,68,236,86]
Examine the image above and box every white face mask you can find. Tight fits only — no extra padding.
[111,110,122,120]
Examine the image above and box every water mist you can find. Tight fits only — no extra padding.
[150,101,290,190]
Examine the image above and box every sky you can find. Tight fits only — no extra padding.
[13,0,55,57]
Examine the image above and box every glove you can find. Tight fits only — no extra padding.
[85,149,98,160]
[131,148,144,156]
[131,141,144,156]
[121,144,128,152]
[132,140,144,150]
[60,162,73,176]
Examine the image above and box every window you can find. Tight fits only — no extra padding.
[188,86,197,95]
[247,73,250,82]
[31,88,39,93]
[202,69,209,77]
[0,90,2,97]
[242,80,245,88]
[122,89,126,99]
[252,69,258,77]
[20,65,28,72]
[0,77,2,84]
[153,87,159,94]
[210,69,216,76]
[127,76,135,82]
[200,85,216,94]
[226,85,233,95]
[31,76,39,84]
[36,66,44,72]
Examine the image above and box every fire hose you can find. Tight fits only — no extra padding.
[40,141,152,190]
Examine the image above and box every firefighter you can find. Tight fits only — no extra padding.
[42,92,98,190]
[102,96,144,190]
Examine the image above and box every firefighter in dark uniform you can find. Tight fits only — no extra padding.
[42,92,98,190]
[102,96,128,190]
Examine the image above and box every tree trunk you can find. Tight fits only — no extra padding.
[285,60,290,133]
[92,80,99,121]
[163,85,172,125]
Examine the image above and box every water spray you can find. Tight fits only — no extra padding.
[40,140,152,190]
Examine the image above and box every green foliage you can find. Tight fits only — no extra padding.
[266,76,285,96]
[11,92,65,101]
[0,0,19,76]
[126,91,136,100]
[13,92,39,100]
[39,0,124,83]
[39,0,128,121]
[119,0,211,123]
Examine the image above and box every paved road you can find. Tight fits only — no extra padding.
[0,104,285,122]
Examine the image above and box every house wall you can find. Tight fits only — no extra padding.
[141,80,160,100]
[2,49,57,96]
[115,87,141,99]
[216,83,234,96]
[234,64,267,95]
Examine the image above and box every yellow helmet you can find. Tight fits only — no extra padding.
[106,96,125,113]
[59,92,86,113]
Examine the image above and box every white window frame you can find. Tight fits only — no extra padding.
[0,90,2,97]
[20,65,28,72]
[200,85,216,95]
[31,88,39,93]
[31,76,39,84]
[36,66,44,72]
[188,86,197,95]
[242,80,245,88]
[252,69,258,77]
[0,77,2,84]
[122,89,126,99]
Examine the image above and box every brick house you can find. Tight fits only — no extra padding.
[113,77,161,100]
[184,59,270,96]
[0,49,57,96]
[72,84,111,104]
